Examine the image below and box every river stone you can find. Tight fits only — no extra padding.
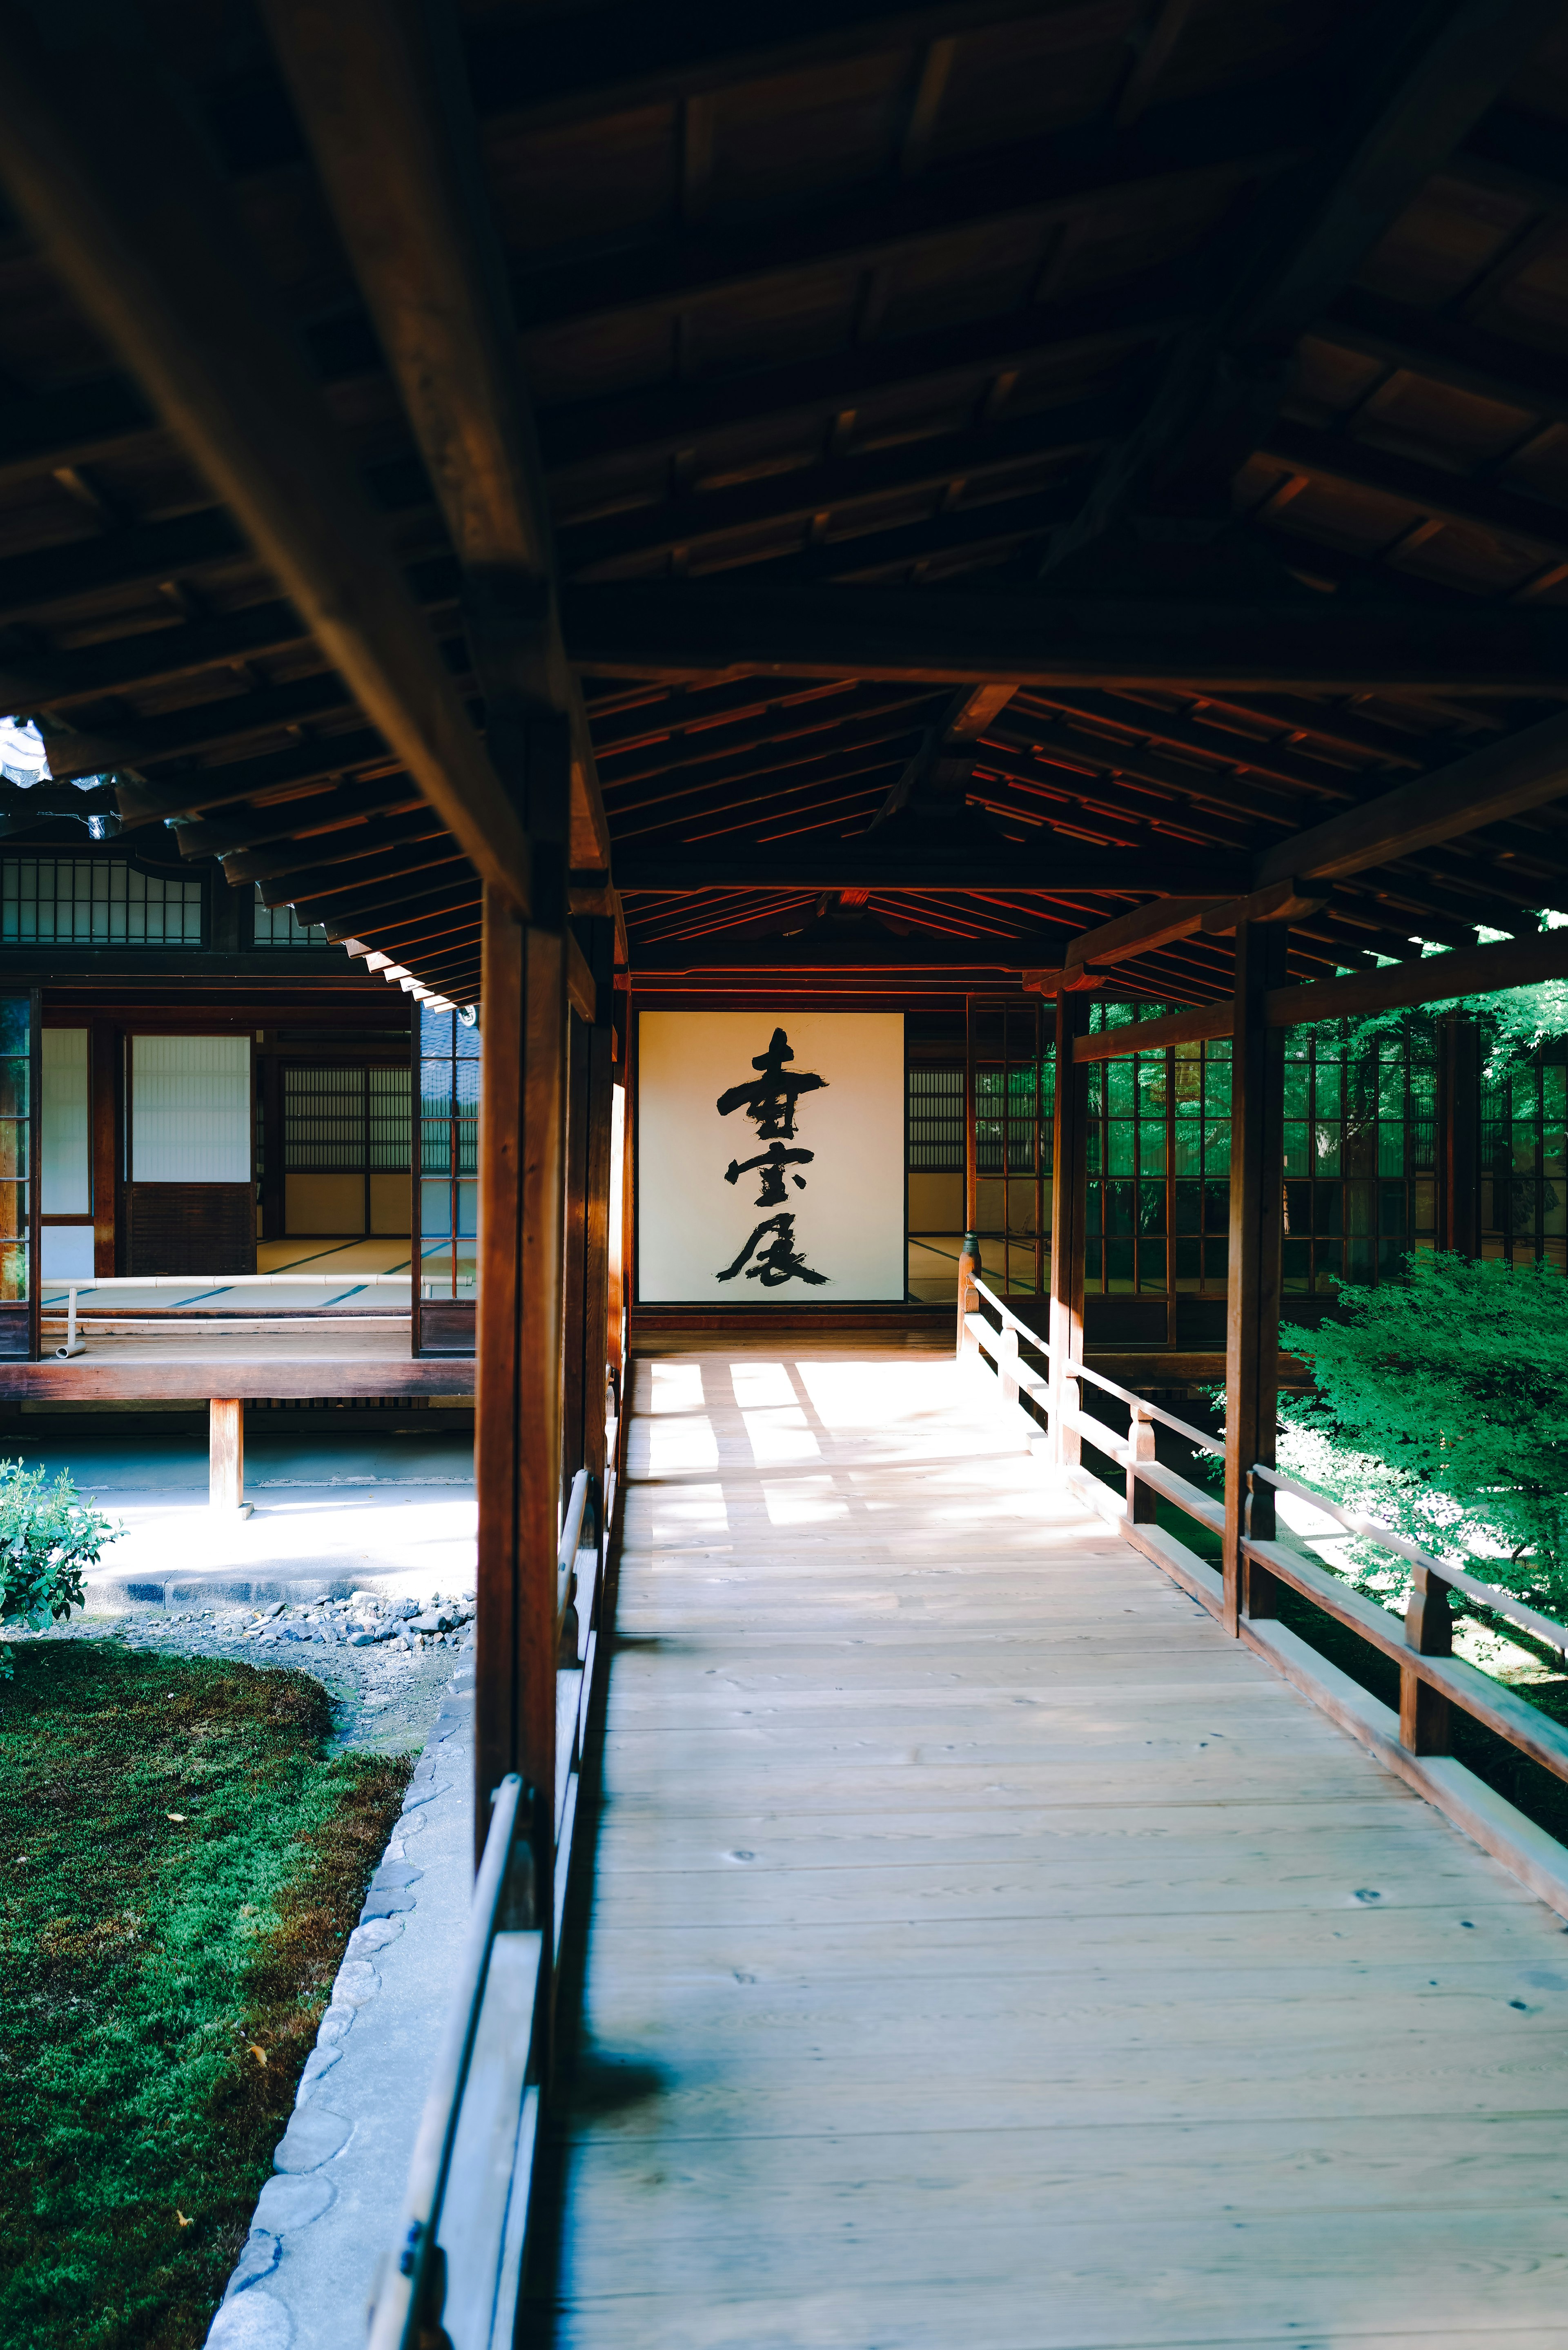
[331,1959,381,2006]
[252,2173,335,2233]
[294,2046,342,2105]
[345,1917,401,1959]
[370,1861,422,1891]
[273,2104,352,2172]
[221,2230,279,2301]
[206,2290,292,2350]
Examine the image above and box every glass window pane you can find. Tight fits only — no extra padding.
[420,1177,452,1237]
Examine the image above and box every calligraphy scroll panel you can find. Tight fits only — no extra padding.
[637,1012,905,1304]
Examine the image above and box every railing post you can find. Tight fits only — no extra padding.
[997,1317,1020,1414]
[1439,1015,1481,1257]
[1048,989,1087,1471]
[1243,1469,1278,1616]
[1223,919,1287,1634]
[956,1232,981,1360]
[1127,1398,1157,1525]
[1402,1563,1453,1754]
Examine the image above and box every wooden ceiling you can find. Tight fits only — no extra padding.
[1,0,1568,1003]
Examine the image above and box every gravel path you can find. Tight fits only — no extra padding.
[28,1588,477,1756]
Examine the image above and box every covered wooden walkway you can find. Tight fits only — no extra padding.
[537,1345,1568,2349]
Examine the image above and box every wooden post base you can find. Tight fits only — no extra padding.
[209,1397,250,1515]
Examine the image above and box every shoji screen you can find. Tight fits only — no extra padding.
[131,1036,251,1180]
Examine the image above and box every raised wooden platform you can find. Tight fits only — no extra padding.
[0,1326,473,1399]
[537,1344,1568,2347]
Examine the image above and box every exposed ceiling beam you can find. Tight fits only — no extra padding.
[0,0,530,917]
[616,846,1251,892]
[1257,418,1568,570]
[560,578,1568,692]
[1075,927,1568,1059]
[1043,0,1567,563]
[1254,707,1568,888]
[509,85,1310,342]
[1316,288,1568,428]
[627,933,1072,973]
[260,0,611,878]
[558,398,1117,579]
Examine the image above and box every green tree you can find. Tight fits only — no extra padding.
[1279,1253,1568,1614]
[0,1460,116,1677]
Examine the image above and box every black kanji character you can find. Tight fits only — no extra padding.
[716,1027,826,1140]
[716,1213,829,1288]
[724,1140,814,1206]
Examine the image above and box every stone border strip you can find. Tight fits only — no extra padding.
[205,1659,475,2349]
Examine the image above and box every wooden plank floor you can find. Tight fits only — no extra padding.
[535,1346,1568,2350]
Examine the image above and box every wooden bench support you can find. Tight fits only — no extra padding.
[209,1397,249,1516]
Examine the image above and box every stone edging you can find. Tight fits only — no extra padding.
[203,1669,474,2349]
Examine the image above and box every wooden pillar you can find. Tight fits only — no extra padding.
[1127,1398,1158,1525]
[1439,1015,1481,1256]
[472,708,569,1955]
[1401,1563,1452,1754]
[259,1051,284,1242]
[1048,991,1088,1471]
[581,928,616,1505]
[209,1399,246,1513]
[963,994,979,1238]
[1222,920,1288,1634]
[91,1018,117,1276]
[560,1007,591,1498]
[956,1232,980,1358]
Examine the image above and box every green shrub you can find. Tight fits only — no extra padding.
[1280,1252,1568,1612]
[0,1458,116,1676]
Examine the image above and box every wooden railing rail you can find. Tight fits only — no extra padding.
[366,1774,539,2350]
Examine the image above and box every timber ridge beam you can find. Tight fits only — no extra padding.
[0,0,532,923]
[559,580,1568,693]
[1071,930,1568,1062]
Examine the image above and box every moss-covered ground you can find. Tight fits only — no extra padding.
[0,1642,410,2350]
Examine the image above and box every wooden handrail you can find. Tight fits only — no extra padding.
[1250,1461,1568,1661]
[969,1270,1054,1360]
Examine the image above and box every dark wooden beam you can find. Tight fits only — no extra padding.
[1045,0,1567,558]
[628,933,1067,972]
[1254,709,1568,888]
[1317,288,1568,430]
[1257,418,1568,572]
[509,83,1310,341]
[561,578,1568,692]
[558,399,1117,580]
[261,0,610,880]
[616,845,1251,892]
[1074,927,1568,1059]
[0,0,530,915]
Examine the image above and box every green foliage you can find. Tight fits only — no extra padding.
[0,1642,410,2350]
[0,1459,116,1677]
[1279,1252,1568,1613]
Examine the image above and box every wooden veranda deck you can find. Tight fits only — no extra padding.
[535,1344,1568,2350]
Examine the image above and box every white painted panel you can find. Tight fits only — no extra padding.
[131,1035,252,1182]
[638,1012,905,1303]
[41,1226,94,1276]
[41,1027,89,1213]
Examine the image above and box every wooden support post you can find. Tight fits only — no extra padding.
[1439,1015,1481,1257]
[581,930,616,1506]
[963,994,979,1240]
[472,713,570,1972]
[997,1318,1020,1416]
[560,1008,591,1500]
[1049,991,1088,1471]
[1127,1399,1158,1525]
[956,1232,981,1360]
[1402,1564,1453,1755]
[209,1400,247,1515]
[1223,920,1288,1634]
[91,1019,117,1277]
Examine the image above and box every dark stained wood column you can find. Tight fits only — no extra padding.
[1439,1015,1481,1257]
[91,1018,118,1277]
[560,1007,591,1498]
[580,921,617,1507]
[1048,990,1088,1470]
[1223,920,1289,1634]
[473,714,570,1932]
